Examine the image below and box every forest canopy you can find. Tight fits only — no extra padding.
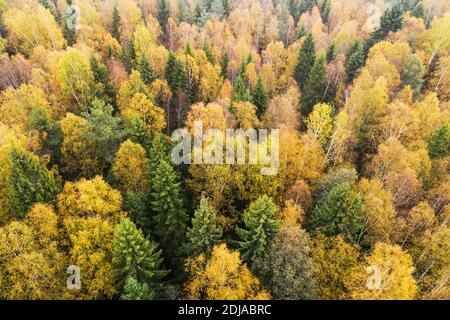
[0,0,449,300]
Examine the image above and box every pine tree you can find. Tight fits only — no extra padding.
[326,42,335,62]
[252,75,268,117]
[320,0,331,24]
[428,123,450,159]
[184,197,223,258]
[8,148,61,219]
[150,160,189,264]
[301,55,327,116]
[294,32,316,90]
[148,133,173,178]
[120,276,155,300]
[289,0,300,24]
[113,218,168,285]
[111,6,120,40]
[232,74,252,102]
[310,182,364,242]
[220,52,229,78]
[121,45,132,73]
[157,0,170,31]
[345,40,365,83]
[236,195,280,265]
[139,57,156,85]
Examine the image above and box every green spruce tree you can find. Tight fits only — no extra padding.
[157,0,170,31]
[120,276,155,300]
[320,0,331,24]
[236,195,280,266]
[310,182,364,242]
[111,6,121,40]
[294,32,316,90]
[428,123,450,159]
[113,218,168,285]
[326,42,336,62]
[8,147,61,219]
[184,197,223,258]
[401,53,424,99]
[345,40,365,83]
[150,160,189,265]
[301,55,327,116]
[252,75,268,117]
[220,52,229,78]
[232,74,252,102]
[139,57,156,85]
[165,52,185,94]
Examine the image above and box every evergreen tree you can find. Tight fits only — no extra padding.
[365,2,404,54]
[428,123,450,159]
[113,218,168,285]
[90,56,115,104]
[120,276,155,300]
[125,116,152,152]
[203,41,215,64]
[81,99,123,167]
[220,52,229,78]
[62,0,76,46]
[232,74,252,102]
[150,160,189,265]
[289,0,300,24]
[320,0,331,24]
[401,53,424,99]
[111,6,120,40]
[121,45,132,73]
[223,0,230,17]
[301,55,327,116]
[326,42,335,63]
[211,0,225,18]
[411,1,425,19]
[345,40,365,83]
[236,195,280,265]
[157,0,170,31]
[124,191,151,235]
[148,133,173,178]
[252,75,268,117]
[165,52,185,94]
[139,57,156,85]
[8,148,61,219]
[310,182,364,242]
[294,32,316,90]
[297,24,307,39]
[184,197,223,258]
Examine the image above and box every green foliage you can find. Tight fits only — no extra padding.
[123,191,151,235]
[401,54,424,98]
[365,2,404,54]
[8,147,61,219]
[233,74,252,102]
[113,218,168,286]
[301,55,327,116]
[310,182,364,242]
[326,42,335,63]
[320,0,331,24]
[90,56,115,104]
[428,123,450,159]
[111,6,120,40]
[346,40,365,83]
[81,98,123,167]
[251,76,268,117]
[203,41,215,64]
[157,0,170,30]
[120,276,155,300]
[236,195,280,265]
[411,1,425,19]
[139,57,156,85]
[220,52,229,78]
[150,160,188,265]
[294,32,316,90]
[315,166,358,203]
[254,225,317,299]
[165,52,185,94]
[184,197,223,258]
